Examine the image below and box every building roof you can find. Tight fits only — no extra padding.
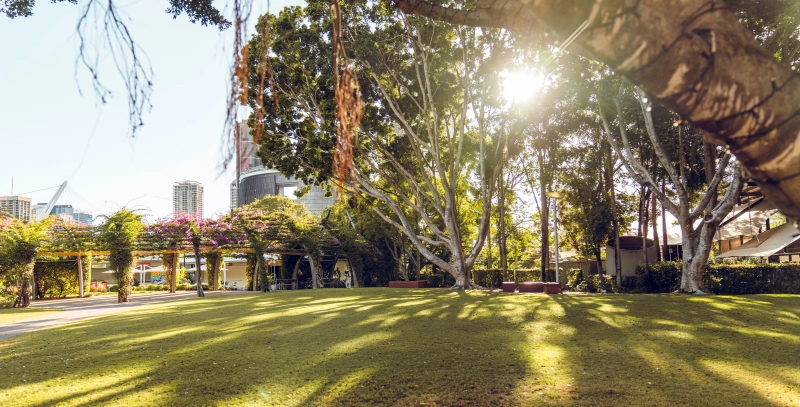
[716,222,800,259]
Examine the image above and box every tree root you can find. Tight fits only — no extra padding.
[450,281,486,290]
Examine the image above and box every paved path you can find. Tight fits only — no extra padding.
[0,290,254,340]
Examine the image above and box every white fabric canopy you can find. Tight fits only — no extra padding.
[717,223,800,259]
[715,198,776,240]
[660,198,776,245]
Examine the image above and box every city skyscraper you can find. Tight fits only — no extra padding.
[173,181,204,218]
[0,196,32,220]
[230,120,335,214]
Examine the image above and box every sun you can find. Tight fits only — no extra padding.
[502,71,545,104]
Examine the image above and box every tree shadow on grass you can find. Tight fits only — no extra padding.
[0,289,544,406]
[1,291,798,406]
[545,294,800,406]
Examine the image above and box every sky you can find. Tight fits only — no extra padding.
[0,0,303,222]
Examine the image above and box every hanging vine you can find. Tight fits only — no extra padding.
[331,1,364,190]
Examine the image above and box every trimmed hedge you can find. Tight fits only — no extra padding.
[705,263,800,294]
[635,261,800,294]
[635,261,682,293]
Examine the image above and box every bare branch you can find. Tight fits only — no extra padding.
[76,0,154,137]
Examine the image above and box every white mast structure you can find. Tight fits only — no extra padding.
[36,181,68,221]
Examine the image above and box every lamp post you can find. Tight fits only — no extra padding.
[545,191,563,286]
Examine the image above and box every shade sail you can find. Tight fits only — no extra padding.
[716,223,800,259]
[661,199,776,246]
[715,198,776,240]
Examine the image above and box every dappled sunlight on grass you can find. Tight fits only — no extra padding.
[698,359,800,405]
[0,290,798,406]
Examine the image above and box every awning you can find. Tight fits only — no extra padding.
[716,223,800,259]
[715,198,776,240]
[661,198,776,245]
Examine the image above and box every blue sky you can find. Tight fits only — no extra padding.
[0,0,303,221]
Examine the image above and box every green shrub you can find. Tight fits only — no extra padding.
[109,285,119,292]
[574,275,618,293]
[635,261,682,293]
[0,289,16,308]
[176,283,192,291]
[567,269,584,288]
[621,276,638,292]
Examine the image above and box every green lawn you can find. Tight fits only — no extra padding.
[0,308,61,325]
[0,290,798,406]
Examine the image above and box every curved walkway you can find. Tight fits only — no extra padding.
[0,290,253,340]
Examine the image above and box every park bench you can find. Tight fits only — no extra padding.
[275,279,298,290]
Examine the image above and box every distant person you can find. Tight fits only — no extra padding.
[345,270,352,288]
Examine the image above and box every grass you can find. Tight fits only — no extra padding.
[0,289,798,406]
[0,308,62,325]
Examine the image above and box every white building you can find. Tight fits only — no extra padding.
[173,181,204,218]
[0,195,32,220]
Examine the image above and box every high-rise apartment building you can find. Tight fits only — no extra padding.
[0,196,32,220]
[173,181,204,218]
[230,121,335,214]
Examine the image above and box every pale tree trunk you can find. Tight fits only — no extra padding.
[253,251,261,292]
[640,187,650,279]
[541,186,550,282]
[292,257,301,289]
[661,181,669,260]
[308,251,323,289]
[608,153,622,283]
[352,20,502,290]
[600,89,745,294]
[77,255,84,298]
[194,244,204,298]
[651,190,661,262]
[395,0,800,221]
[498,169,509,281]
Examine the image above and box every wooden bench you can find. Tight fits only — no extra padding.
[275,279,298,290]
[322,278,339,288]
[388,280,428,288]
[502,282,516,292]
